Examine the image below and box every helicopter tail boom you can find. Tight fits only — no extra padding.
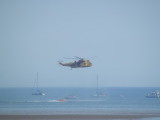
[59,61,75,67]
[59,62,67,66]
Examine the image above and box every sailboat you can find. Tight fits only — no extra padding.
[145,90,160,98]
[93,75,106,97]
[32,73,46,96]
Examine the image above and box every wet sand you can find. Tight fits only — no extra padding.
[0,114,160,120]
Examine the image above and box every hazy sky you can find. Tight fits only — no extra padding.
[0,0,160,87]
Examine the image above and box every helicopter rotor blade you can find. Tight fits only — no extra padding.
[63,57,76,59]
[74,56,83,60]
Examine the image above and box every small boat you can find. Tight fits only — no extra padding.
[145,90,160,98]
[56,99,66,102]
[32,73,46,96]
[32,90,46,96]
[93,92,106,97]
[65,95,78,99]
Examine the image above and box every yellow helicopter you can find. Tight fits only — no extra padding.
[59,56,92,69]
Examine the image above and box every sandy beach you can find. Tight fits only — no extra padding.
[1,114,160,120]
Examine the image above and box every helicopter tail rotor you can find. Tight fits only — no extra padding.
[58,61,62,64]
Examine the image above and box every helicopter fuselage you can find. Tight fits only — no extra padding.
[59,60,92,68]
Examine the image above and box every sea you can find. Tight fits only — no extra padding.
[0,87,160,120]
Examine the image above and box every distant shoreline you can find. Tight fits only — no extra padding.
[1,114,160,120]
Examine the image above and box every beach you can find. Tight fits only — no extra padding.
[1,114,160,120]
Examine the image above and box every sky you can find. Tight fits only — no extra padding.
[0,0,160,87]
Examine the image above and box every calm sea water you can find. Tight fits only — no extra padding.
[0,87,160,117]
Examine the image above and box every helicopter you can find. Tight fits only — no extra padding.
[59,56,92,69]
